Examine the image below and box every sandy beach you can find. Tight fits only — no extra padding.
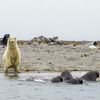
[0,39,100,72]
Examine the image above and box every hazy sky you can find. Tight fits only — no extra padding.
[0,0,100,40]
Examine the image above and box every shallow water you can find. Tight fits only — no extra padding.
[0,72,100,100]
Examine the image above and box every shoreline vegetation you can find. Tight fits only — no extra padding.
[0,36,100,72]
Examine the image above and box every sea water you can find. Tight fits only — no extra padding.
[0,72,100,100]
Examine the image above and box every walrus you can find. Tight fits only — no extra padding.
[51,76,63,83]
[60,70,73,81]
[51,70,73,83]
[81,71,99,81]
[1,34,10,47]
[66,78,83,84]
[93,41,98,46]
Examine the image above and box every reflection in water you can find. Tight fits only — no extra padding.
[4,72,19,79]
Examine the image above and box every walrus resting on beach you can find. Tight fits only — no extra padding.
[51,70,73,83]
[66,78,83,84]
[81,71,99,81]
[60,70,73,81]
[1,34,10,46]
[51,76,63,83]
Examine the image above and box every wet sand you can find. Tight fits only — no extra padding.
[0,41,100,72]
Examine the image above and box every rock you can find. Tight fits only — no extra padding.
[29,36,83,45]
[30,36,59,45]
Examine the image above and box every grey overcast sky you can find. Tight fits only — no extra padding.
[0,0,100,40]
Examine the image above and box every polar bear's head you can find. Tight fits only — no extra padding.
[7,37,17,47]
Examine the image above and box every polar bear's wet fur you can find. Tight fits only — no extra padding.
[3,37,21,73]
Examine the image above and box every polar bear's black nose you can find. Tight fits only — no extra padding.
[12,41,13,43]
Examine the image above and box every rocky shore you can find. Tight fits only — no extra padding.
[0,36,100,72]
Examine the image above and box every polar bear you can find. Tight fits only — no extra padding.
[3,37,21,73]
